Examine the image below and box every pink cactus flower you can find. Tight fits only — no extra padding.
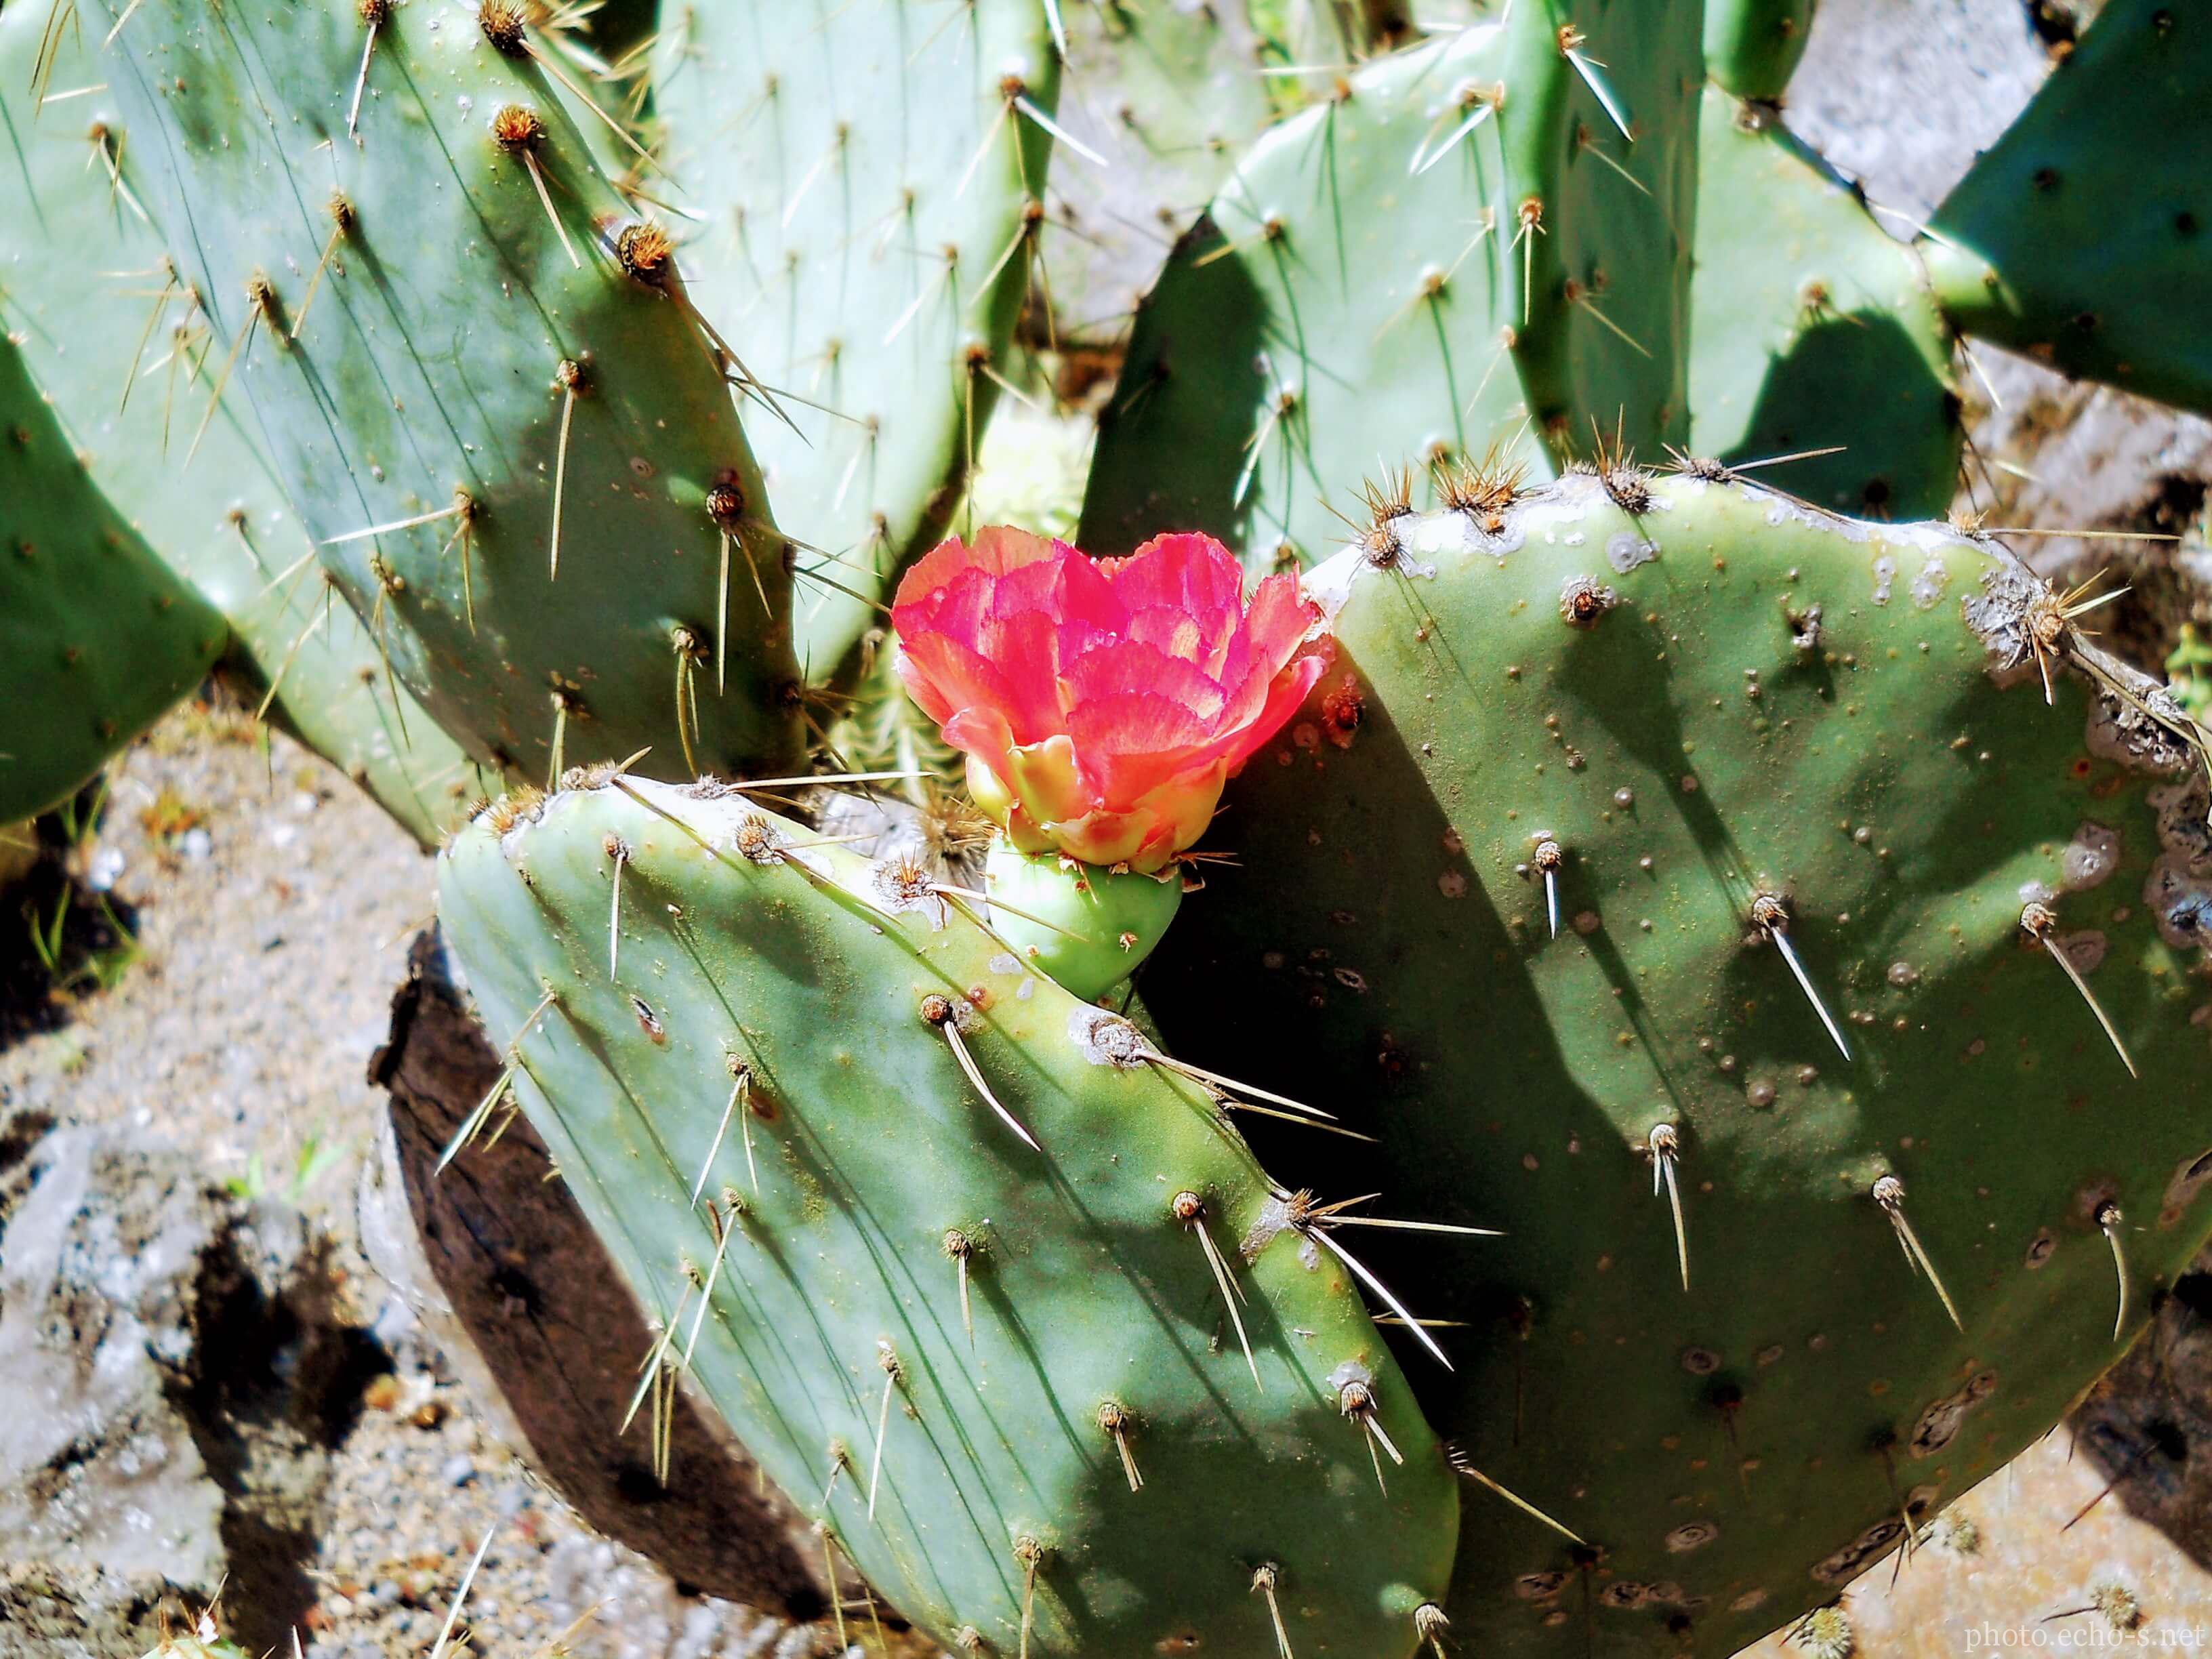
[891,526,1331,872]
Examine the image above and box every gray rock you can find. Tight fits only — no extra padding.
[2071,1271,2212,1566]
[539,1538,851,1659]
[1787,0,2050,222]
[0,1118,354,1657]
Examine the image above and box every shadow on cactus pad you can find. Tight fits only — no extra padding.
[1145,466,2212,1657]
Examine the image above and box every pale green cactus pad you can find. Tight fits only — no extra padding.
[437,776,1460,1658]
[88,0,802,783]
[0,0,494,845]
[651,0,1059,691]
[1080,1,1700,569]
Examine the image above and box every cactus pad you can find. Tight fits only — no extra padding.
[1925,0,2212,419]
[0,330,226,820]
[89,0,802,782]
[1145,470,2212,1656]
[1702,0,1818,100]
[651,0,1059,690]
[0,3,492,845]
[1080,3,1700,568]
[1044,0,1273,342]
[1687,89,1959,520]
[436,777,1459,1658]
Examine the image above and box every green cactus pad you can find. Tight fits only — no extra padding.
[1070,213,1269,562]
[1044,0,1273,342]
[0,331,226,821]
[1925,0,2212,418]
[0,3,493,847]
[1496,0,1700,464]
[89,0,802,783]
[981,841,1185,1001]
[651,0,1058,691]
[1081,22,1532,566]
[1702,0,1818,100]
[1687,89,1959,520]
[436,777,1458,1658]
[1079,3,1699,568]
[1144,472,2212,1656]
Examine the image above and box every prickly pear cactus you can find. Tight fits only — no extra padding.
[0,3,493,846]
[437,778,1459,1658]
[1141,465,2212,1656]
[651,0,1059,690]
[1687,88,1959,520]
[1043,0,1273,340]
[87,0,803,783]
[1702,0,1818,100]
[0,330,227,821]
[1925,0,2212,419]
[1078,0,2020,576]
[16,6,2212,1656]
[1080,0,1701,567]
[1498,0,1700,462]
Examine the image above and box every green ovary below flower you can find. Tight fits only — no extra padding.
[981,841,1187,1001]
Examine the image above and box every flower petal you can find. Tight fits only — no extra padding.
[1064,639,1228,732]
[976,605,1076,742]
[1005,733,1090,825]
[1101,533,1246,628]
[897,527,1059,606]
[892,529,1067,651]
[1113,537,1246,675]
[1219,645,1333,775]
[1066,689,1222,805]
[895,632,1017,731]
[941,703,1019,785]
[1211,570,1319,695]
[1125,607,1208,665]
